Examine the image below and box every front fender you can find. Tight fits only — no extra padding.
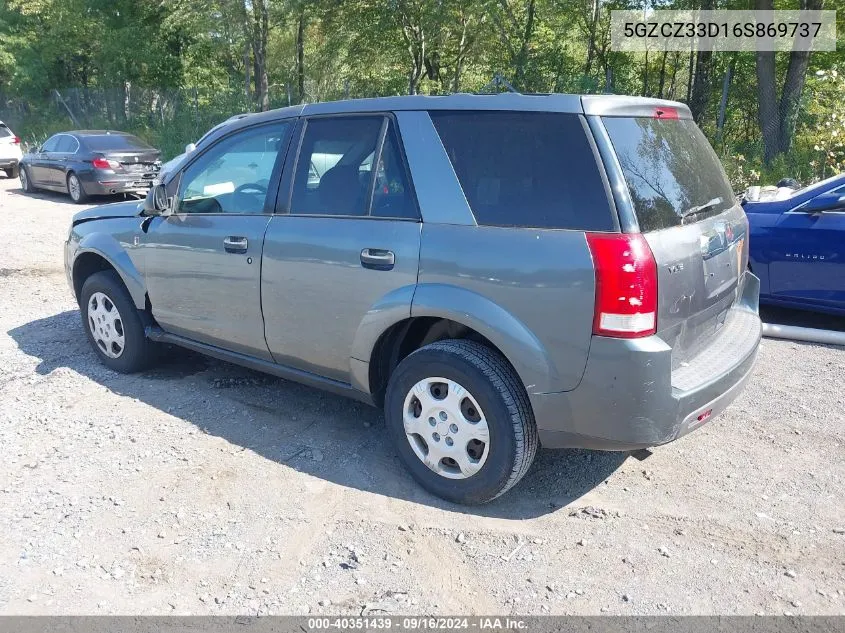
[411,283,556,395]
[74,232,146,309]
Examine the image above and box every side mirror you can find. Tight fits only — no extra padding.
[803,191,845,214]
[142,183,171,216]
[185,142,196,154]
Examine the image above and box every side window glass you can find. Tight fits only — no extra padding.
[177,123,288,214]
[56,136,76,153]
[291,116,383,216]
[430,111,614,230]
[41,136,60,153]
[370,121,418,219]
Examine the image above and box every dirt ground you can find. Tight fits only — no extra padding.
[0,174,843,616]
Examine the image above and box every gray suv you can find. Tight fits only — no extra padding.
[65,94,762,504]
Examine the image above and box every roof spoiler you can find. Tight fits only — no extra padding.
[581,95,693,119]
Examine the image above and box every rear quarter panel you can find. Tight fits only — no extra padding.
[415,224,596,394]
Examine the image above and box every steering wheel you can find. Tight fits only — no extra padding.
[234,182,267,196]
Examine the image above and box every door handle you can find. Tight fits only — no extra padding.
[360,248,395,270]
[223,236,248,253]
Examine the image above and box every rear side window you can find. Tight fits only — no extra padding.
[291,116,418,219]
[0,125,11,138]
[429,111,614,230]
[602,117,735,232]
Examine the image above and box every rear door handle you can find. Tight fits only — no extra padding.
[360,248,395,270]
[223,236,248,253]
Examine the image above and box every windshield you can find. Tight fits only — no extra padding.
[602,117,735,232]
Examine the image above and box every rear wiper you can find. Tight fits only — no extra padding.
[680,197,723,223]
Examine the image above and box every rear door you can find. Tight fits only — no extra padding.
[50,134,79,188]
[261,115,421,383]
[600,113,748,364]
[143,121,292,359]
[768,185,845,308]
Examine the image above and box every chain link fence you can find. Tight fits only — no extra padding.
[0,85,285,159]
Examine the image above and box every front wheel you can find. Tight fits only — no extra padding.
[384,339,538,504]
[80,270,158,373]
[67,172,89,204]
[19,166,34,192]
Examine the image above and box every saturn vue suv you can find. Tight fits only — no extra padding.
[64,94,762,504]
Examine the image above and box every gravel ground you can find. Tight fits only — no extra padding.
[0,174,843,616]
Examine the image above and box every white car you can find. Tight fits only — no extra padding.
[0,121,23,178]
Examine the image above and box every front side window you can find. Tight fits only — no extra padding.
[177,123,289,214]
[290,116,417,219]
[41,136,60,153]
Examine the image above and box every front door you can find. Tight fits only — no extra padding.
[143,121,293,360]
[29,135,60,186]
[262,115,422,382]
[769,188,845,309]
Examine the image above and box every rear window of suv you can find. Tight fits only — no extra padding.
[0,125,11,138]
[429,111,614,231]
[601,117,735,232]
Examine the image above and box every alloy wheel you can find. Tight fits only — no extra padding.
[68,174,81,201]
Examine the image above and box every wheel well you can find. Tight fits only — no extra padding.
[368,317,502,408]
[72,252,116,303]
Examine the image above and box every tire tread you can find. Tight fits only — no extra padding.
[80,270,156,373]
[401,339,538,502]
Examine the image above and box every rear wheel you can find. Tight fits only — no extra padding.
[19,166,34,192]
[67,172,89,204]
[4,165,19,179]
[384,339,538,504]
[80,270,158,373]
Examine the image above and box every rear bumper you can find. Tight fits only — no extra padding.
[79,170,157,196]
[0,157,19,169]
[532,273,762,450]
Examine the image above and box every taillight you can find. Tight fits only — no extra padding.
[586,233,658,338]
[12,136,20,144]
[92,157,121,170]
[653,107,679,120]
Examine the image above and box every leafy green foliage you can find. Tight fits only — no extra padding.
[0,0,843,180]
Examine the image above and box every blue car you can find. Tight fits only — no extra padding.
[744,173,845,316]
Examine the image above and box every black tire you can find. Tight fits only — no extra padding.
[67,171,89,204]
[5,165,19,179]
[19,166,35,192]
[79,270,158,373]
[384,339,538,504]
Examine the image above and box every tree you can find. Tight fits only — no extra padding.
[755,0,825,163]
